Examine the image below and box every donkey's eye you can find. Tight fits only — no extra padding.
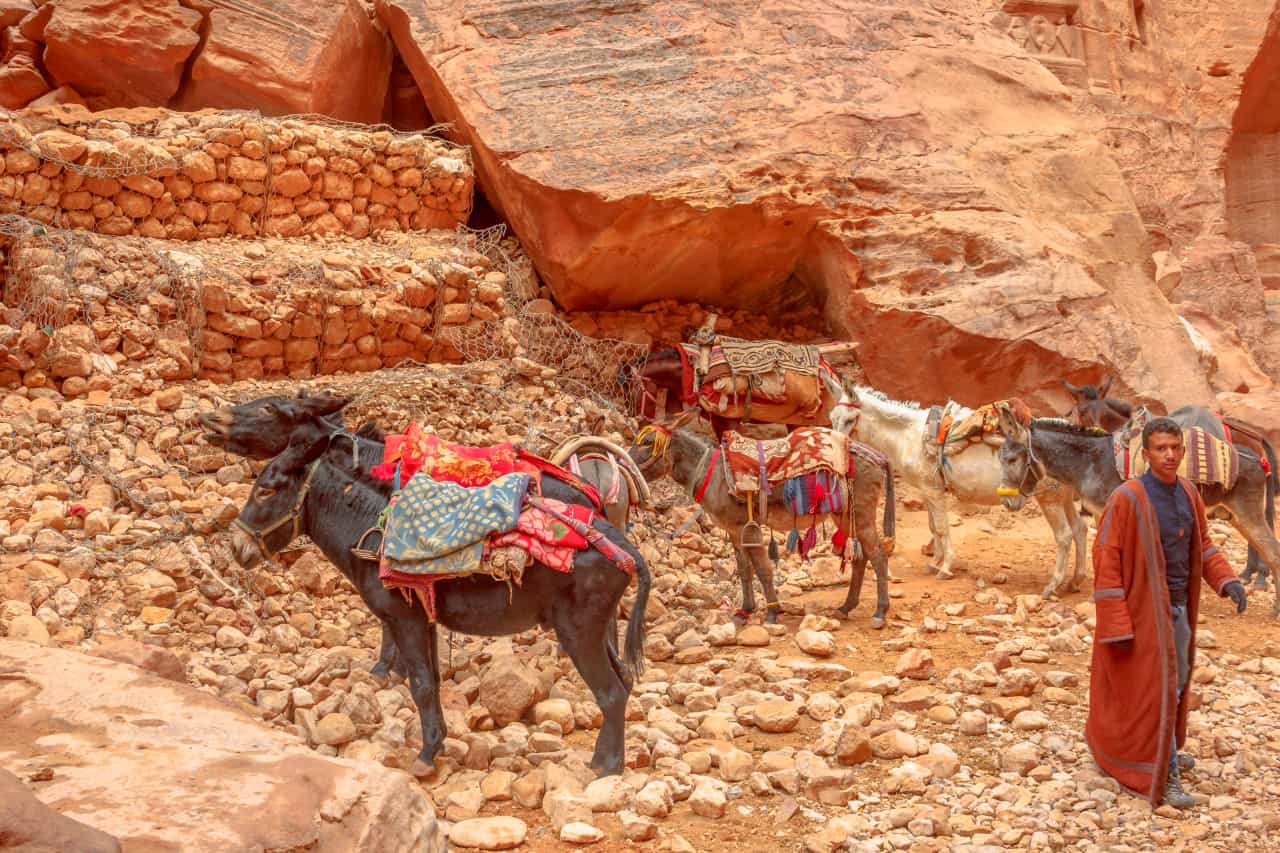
[255,488,276,502]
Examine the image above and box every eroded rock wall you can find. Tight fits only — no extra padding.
[375,0,1214,414]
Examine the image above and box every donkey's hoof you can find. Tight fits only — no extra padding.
[870,616,887,630]
[936,569,955,581]
[370,661,391,679]
[835,606,853,621]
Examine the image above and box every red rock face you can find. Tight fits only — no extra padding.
[377,0,1211,410]
[41,0,201,107]
[177,0,392,123]
[0,0,392,120]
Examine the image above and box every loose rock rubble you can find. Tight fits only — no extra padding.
[2,362,1277,851]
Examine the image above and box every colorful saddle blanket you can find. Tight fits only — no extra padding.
[1117,425,1239,489]
[373,421,603,511]
[677,336,829,418]
[380,471,530,580]
[722,426,849,494]
[927,399,1032,455]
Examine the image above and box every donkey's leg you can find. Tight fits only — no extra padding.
[924,493,955,578]
[732,545,757,623]
[842,491,891,628]
[1224,505,1280,618]
[373,594,445,773]
[836,533,868,619]
[1067,496,1090,592]
[369,622,404,680]
[746,543,781,624]
[870,539,890,630]
[553,607,629,775]
[1035,496,1073,599]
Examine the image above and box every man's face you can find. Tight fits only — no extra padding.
[1143,430,1185,481]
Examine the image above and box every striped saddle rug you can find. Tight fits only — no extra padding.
[1116,424,1240,489]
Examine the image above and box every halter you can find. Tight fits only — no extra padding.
[831,394,860,433]
[999,435,1053,499]
[233,459,321,562]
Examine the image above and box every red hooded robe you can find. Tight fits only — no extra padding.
[1087,477,1238,806]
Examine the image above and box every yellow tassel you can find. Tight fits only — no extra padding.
[635,424,670,460]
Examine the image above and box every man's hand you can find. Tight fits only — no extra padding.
[1223,580,1248,614]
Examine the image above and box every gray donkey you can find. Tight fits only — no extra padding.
[993,412,1280,617]
[629,423,897,628]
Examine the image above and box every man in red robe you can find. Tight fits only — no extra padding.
[1087,417,1248,808]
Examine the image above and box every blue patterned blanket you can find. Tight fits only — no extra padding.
[380,471,531,578]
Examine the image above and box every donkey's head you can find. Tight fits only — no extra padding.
[229,431,332,568]
[993,407,1039,513]
[629,423,675,479]
[200,388,350,459]
[829,380,861,436]
[1062,375,1130,432]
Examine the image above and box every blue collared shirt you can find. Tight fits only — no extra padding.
[1140,469,1193,605]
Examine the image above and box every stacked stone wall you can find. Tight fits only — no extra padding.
[0,108,473,241]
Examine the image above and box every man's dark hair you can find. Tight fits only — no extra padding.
[1142,416,1183,449]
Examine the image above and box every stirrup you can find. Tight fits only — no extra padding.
[739,521,764,549]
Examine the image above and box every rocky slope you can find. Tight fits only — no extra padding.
[1,364,1278,851]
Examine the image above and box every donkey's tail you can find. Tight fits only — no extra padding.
[623,548,650,683]
[882,462,896,540]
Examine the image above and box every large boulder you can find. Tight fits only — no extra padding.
[377,0,1212,411]
[176,0,393,123]
[0,768,121,853]
[0,640,444,853]
[39,0,201,107]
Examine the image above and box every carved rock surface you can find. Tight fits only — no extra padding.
[177,0,392,122]
[40,0,201,107]
[0,640,443,853]
[378,0,1212,410]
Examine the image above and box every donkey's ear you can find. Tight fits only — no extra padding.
[299,395,351,418]
[1060,379,1081,396]
[1098,375,1113,397]
[997,406,1026,439]
[281,430,330,470]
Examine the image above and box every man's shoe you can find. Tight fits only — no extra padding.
[1163,773,1196,810]
[1176,753,1195,772]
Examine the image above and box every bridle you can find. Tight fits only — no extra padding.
[832,398,860,431]
[233,458,321,562]
[998,430,1052,499]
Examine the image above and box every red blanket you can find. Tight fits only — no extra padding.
[372,422,604,512]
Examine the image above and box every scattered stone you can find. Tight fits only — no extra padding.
[559,822,604,844]
[796,629,835,657]
[895,647,935,680]
[753,700,801,733]
[449,816,528,850]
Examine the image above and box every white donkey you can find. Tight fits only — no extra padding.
[826,379,1088,597]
